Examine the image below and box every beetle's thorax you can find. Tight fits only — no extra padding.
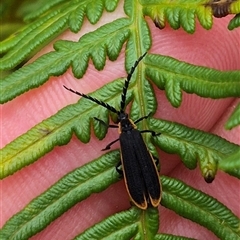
[118,113,136,133]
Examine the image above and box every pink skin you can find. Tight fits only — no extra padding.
[1,7,240,240]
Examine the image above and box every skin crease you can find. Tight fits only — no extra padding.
[1,4,240,240]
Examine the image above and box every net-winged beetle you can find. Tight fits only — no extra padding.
[63,52,161,209]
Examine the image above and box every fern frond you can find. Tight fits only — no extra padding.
[0,18,130,104]
[225,103,240,129]
[151,118,240,181]
[142,0,240,32]
[146,54,240,107]
[0,0,120,70]
[228,13,240,30]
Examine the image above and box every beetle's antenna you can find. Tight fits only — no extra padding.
[120,52,147,113]
[63,85,119,114]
